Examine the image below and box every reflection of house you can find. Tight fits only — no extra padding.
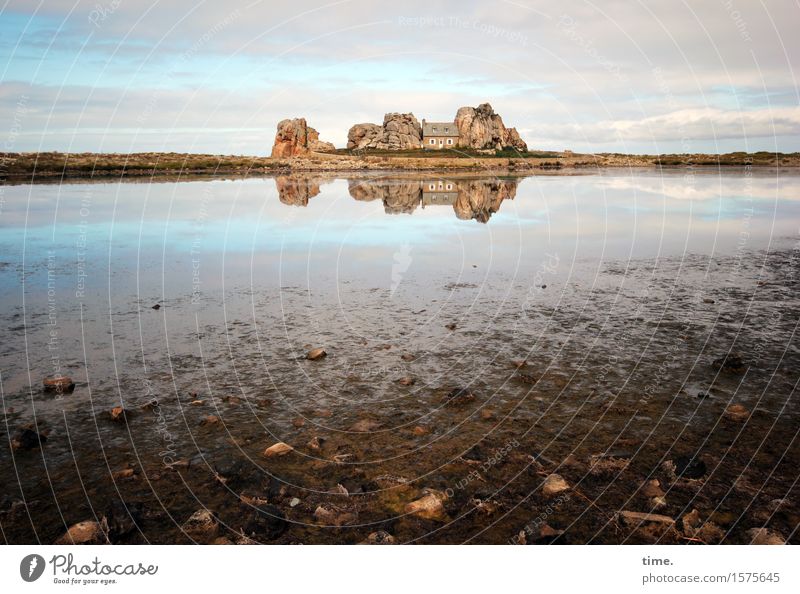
[422,180,458,206]
[422,120,459,150]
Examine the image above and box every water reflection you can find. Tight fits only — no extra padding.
[276,174,518,222]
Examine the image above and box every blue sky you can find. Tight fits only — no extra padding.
[1,0,798,154]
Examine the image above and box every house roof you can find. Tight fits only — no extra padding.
[422,121,459,136]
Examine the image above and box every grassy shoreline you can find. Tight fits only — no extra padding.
[1,150,798,181]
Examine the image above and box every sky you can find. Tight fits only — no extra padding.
[0,0,798,155]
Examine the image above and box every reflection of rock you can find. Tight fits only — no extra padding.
[275,175,322,206]
[455,103,527,151]
[271,118,334,158]
[453,179,518,223]
[348,179,423,214]
[347,113,422,150]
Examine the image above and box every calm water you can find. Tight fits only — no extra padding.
[1,169,798,544]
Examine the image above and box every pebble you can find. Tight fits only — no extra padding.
[398,377,415,386]
[349,418,382,432]
[724,403,750,422]
[405,490,447,521]
[109,406,129,423]
[55,519,109,545]
[480,408,496,421]
[181,510,218,544]
[746,527,785,545]
[263,442,294,457]
[641,479,665,498]
[617,510,675,526]
[292,417,306,428]
[445,322,457,331]
[307,436,325,451]
[289,498,300,508]
[361,531,396,544]
[542,474,570,497]
[306,347,327,360]
[200,415,220,426]
[412,426,429,436]
[43,376,75,394]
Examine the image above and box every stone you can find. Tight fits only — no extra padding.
[54,519,110,545]
[314,504,356,526]
[271,117,334,158]
[244,504,288,540]
[445,322,457,331]
[724,403,750,422]
[289,497,301,508]
[650,496,668,510]
[11,426,47,450]
[292,417,306,428]
[442,387,475,407]
[405,490,447,521]
[200,415,220,427]
[111,467,136,480]
[151,303,160,310]
[307,436,325,451]
[746,527,785,545]
[140,399,159,410]
[412,425,429,436]
[109,406,130,423]
[181,509,218,544]
[641,479,665,498]
[454,102,527,151]
[542,474,570,497]
[349,418,382,432]
[362,530,396,544]
[617,511,675,526]
[314,408,333,418]
[263,442,294,457]
[401,353,416,362]
[306,347,327,360]
[480,408,496,421]
[43,376,75,394]
[398,377,415,386]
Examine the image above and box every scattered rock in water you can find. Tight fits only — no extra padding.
[510,359,527,369]
[109,406,130,423]
[445,322,457,331]
[306,347,327,360]
[641,479,665,498]
[442,387,475,407]
[397,376,415,386]
[702,297,715,304]
[307,436,325,451]
[588,454,629,476]
[292,417,306,428]
[244,504,288,540]
[200,415,220,427]
[400,353,415,362]
[746,527,785,545]
[11,426,48,450]
[480,408,496,421]
[724,403,750,422]
[151,303,161,310]
[712,353,746,373]
[542,474,570,497]
[111,467,136,480]
[650,496,668,510]
[43,376,75,394]
[361,530,396,544]
[289,497,301,508]
[181,510,219,544]
[696,391,711,399]
[314,504,356,526]
[263,442,294,457]
[55,519,110,545]
[674,455,706,479]
[140,399,159,410]
[189,399,205,406]
[412,425,429,436]
[349,418,382,432]
[405,490,447,521]
[617,511,675,526]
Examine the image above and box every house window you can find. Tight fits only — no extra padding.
[446,184,453,190]
[429,184,435,190]
[432,127,437,132]
[446,138,453,145]
[429,138,435,145]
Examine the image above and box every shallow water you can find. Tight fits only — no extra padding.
[1,169,798,544]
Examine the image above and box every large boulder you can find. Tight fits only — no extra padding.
[454,103,527,151]
[347,113,422,150]
[271,118,334,157]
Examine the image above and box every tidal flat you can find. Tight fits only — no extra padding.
[1,170,798,544]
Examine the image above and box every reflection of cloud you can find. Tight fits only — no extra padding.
[598,173,800,201]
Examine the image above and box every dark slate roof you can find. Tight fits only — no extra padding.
[422,122,459,136]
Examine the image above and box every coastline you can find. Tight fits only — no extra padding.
[1,150,798,182]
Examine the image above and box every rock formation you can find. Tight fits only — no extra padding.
[347,113,422,150]
[454,103,527,151]
[271,118,334,158]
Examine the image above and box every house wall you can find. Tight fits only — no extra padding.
[423,136,458,149]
